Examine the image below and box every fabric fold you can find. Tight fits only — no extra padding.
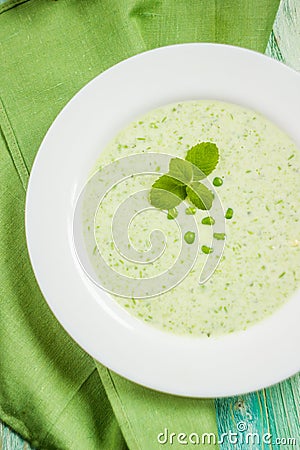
[97,365,219,450]
[0,131,125,449]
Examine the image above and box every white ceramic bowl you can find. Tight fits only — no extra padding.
[25,44,300,397]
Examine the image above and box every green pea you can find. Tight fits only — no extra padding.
[167,208,178,220]
[213,232,226,240]
[201,245,213,254]
[213,177,223,187]
[202,216,215,225]
[185,207,196,215]
[184,231,195,244]
[225,208,234,219]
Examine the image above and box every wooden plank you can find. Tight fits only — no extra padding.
[0,422,29,450]
[216,376,300,449]
[272,0,300,70]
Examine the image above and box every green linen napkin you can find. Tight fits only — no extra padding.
[0,1,280,449]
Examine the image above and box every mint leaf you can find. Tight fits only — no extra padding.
[150,175,187,210]
[149,141,219,212]
[186,182,214,210]
[168,158,193,184]
[186,142,219,179]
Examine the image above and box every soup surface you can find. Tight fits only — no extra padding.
[84,100,300,336]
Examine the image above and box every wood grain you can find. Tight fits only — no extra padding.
[272,0,300,70]
[0,422,29,450]
[1,0,299,449]
[216,374,300,449]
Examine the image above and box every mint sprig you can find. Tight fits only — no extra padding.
[150,174,187,209]
[149,142,219,212]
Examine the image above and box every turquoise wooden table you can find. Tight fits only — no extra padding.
[1,0,299,448]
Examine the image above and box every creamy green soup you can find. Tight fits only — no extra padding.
[85,100,300,337]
